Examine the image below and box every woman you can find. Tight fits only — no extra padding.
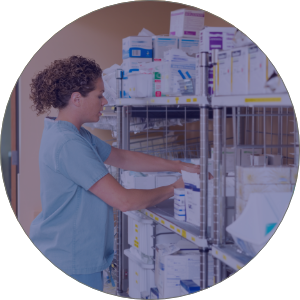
[29,56,200,292]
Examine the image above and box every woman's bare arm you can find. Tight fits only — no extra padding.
[89,173,184,212]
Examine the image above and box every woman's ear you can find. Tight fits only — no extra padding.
[69,92,82,108]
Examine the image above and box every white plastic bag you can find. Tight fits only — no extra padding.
[138,28,155,37]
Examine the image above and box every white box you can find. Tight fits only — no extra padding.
[248,45,269,94]
[170,9,205,38]
[199,27,236,52]
[216,49,231,96]
[152,36,178,61]
[155,243,201,299]
[122,58,153,75]
[236,181,291,202]
[178,38,199,57]
[231,47,249,95]
[122,36,152,60]
[250,154,268,166]
[124,248,155,299]
[127,73,152,98]
[186,187,200,226]
[161,62,196,96]
[237,148,263,167]
[236,165,291,185]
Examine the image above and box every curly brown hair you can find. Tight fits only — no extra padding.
[30,55,103,115]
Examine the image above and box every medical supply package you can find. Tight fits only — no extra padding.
[170,9,205,38]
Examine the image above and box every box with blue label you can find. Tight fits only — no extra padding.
[122,36,153,60]
[178,38,199,57]
[154,241,201,299]
[152,36,178,61]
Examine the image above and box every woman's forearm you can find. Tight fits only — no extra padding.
[119,150,180,172]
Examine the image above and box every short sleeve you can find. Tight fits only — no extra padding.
[80,127,111,162]
[91,135,112,162]
[58,138,109,190]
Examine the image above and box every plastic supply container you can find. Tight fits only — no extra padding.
[226,192,292,257]
[124,248,155,299]
[178,78,195,95]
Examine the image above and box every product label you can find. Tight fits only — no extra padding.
[184,31,196,35]
[232,50,241,57]
[218,53,227,59]
[248,45,258,54]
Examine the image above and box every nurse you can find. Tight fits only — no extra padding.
[29,56,200,292]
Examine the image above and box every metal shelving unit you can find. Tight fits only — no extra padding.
[112,50,298,296]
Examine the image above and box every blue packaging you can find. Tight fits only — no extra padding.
[180,280,200,295]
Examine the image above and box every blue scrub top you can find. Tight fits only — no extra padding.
[30,118,114,275]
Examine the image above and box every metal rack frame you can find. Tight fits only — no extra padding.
[111,51,297,296]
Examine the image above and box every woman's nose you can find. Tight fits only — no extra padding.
[102,97,108,105]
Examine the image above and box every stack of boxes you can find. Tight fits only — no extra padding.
[124,211,184,299]
[216,44,287,96]
[122,36,152,98]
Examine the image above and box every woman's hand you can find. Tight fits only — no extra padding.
[172,177,185,189]
[176,161,214,179]
[177,161,200,174]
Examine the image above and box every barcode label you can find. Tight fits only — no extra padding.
[132,50,141,57]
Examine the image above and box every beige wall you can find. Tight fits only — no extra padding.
[18,1,232,235]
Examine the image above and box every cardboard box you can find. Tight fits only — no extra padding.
[178,38,199,57]
[152,36,178,61]
[155,242,201,299]
[216,49,231,96]
[236,165,291,185]
[199,27,236,52]
[231,47,248,95]
[122,36,152,60]
[169,9,205,38]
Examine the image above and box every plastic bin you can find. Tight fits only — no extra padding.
[124,248,155,299]
[226,192,292,257]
